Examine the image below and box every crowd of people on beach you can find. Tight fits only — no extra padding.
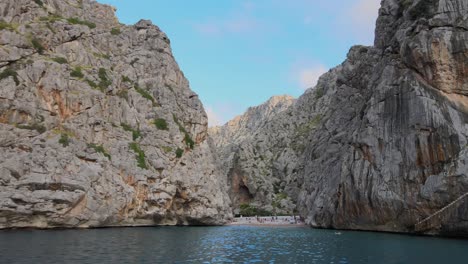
[231,215,304,225]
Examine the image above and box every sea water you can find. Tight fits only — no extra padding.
[1,226,467,263]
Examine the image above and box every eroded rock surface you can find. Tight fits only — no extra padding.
[0,0,231,228]
[211,0,468,236]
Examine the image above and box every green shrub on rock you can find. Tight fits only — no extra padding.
[31,38,45,54]
[172,115,195,149]
[116,89,128,100]
[52,57,68,64]
[86,78,98,89]
[154,118,168,130]
[134,84,156,105]
[98,68,111,90]
[314,88,324,99]
[239,203,272,217]
[33,0,44,7]
[70,67,84,78]
[121,123,141,140]
[59,133,70,147]
[0,68,19,85]
[184,133,194,149]
[175,148,184,158]
[129,142,147,169]
[111,28,121,35]
[0,20,15,31]
[39,15,63,23]
[16,123,46,133]
[88,143,111,160]
[162,146,173,153]
[121,75,131,83]
[67,17,96,29]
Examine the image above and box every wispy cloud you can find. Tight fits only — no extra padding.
[225,16,259,33]
[241,1,256,12]
[192,1,262,36]
[193,23,221,35]
[298,65,328,90]
[303,16,313,25]
[193,17,260,36]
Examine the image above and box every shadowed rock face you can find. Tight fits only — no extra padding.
[212,0,468,236]
[0,0,231,228]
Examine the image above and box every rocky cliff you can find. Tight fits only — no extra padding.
[0,0,231,228]
[211,0,468,236]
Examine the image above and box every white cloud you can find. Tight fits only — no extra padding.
[206,106,223,127]
[346,0,381,43]
[298,65,328,90]
[205,103,244,127]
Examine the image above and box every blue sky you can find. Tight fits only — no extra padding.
[97,0,380,126]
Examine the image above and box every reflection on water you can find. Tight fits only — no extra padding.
[1,226,468,263]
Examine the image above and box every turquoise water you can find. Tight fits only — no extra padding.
[1,226,467,263]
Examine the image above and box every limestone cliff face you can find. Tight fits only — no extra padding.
[0,0,231,228]
[209,95,298,214]
[212,0,468,236]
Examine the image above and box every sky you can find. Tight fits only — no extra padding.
[97,0,381,126]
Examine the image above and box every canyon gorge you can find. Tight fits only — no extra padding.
[0,0,467,237]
